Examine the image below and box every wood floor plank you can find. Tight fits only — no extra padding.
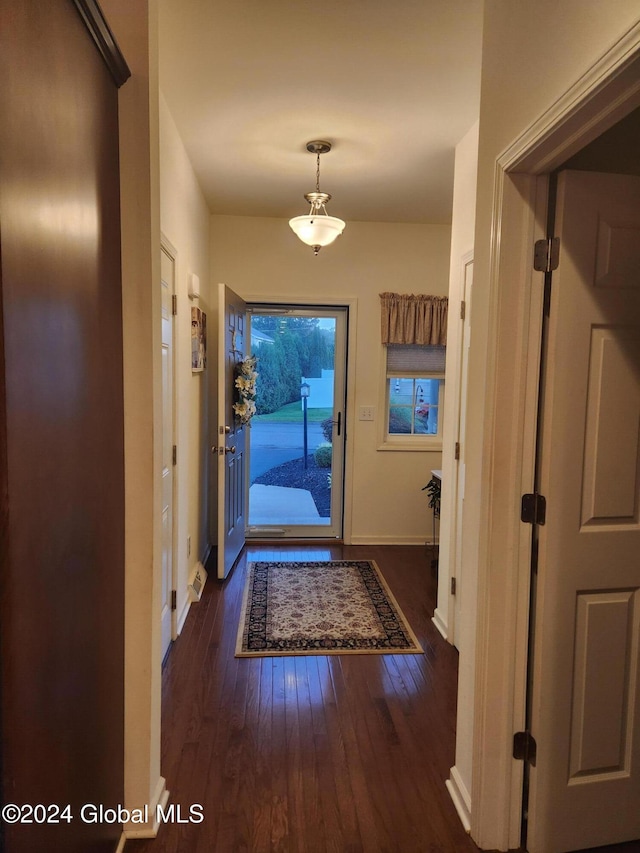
[126,545,485,853]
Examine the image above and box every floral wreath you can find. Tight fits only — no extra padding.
[233,355,258,425]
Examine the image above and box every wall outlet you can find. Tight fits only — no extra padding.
[359,406,375,421]
[187,535,191,557]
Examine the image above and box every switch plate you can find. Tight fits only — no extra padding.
[359,406,375,421]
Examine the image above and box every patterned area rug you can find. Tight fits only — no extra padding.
[235,560,423,657]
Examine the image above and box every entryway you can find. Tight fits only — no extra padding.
[125,543,472,853]
[246,305,348,539]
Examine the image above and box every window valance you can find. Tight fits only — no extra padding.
[379,292,448,346]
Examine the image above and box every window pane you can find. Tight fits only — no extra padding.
[388,405,412,434]
[387,378,442,437]
[389,377,414,406]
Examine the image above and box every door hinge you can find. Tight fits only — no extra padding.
[172,294,178,315]
[533,237,560,272]
[172,445,177,466]
[450,576,457,595]
[521,493,546,525]
[460,300,466,320]
[454,441,460,460]
[171,590,177,611]
[513,731,537,766]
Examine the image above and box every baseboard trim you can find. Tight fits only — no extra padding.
[446,765,472,834]
[123,776,169,838]
[432,608,449,641]
[349,535,435,545]
[176,594,191,635]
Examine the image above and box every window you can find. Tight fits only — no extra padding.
[382,345,445,448]
[388,377,443,435]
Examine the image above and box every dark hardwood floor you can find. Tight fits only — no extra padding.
[125,543,476,853]
[124,545,639,853]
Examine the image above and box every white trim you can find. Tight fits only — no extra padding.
[115,833,127,853]
[350,534,433,545]
[471,168,543,852]
[470,22,640,853]
[123,775,170,838]
[377,441,443,453]
[160,234,179,649]
[439,248,474,648]
[432,607,449,641]
[446,765,472,833]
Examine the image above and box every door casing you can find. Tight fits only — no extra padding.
[466,32,640,853]
[242,294,358,544]
[245,303,348,540]
[160,236,178,656]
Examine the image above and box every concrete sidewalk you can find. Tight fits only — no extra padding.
[248,483,330,526]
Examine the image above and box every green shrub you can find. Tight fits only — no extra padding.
[321,416,334,443]
[388,408,411,433]
[314,443,333,468]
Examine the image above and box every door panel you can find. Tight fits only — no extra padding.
[0,2,126,850]
[528,171,640,853]
[160,245,176,658]
[217,284,247,579]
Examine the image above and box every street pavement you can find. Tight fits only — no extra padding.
[249,421,325,480]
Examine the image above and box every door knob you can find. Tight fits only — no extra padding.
[225,445,236,454]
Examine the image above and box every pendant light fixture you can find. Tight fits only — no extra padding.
[288,140,346,255]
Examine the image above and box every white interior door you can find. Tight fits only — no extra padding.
[217,283,247,579]
[527,171,640,852]
[452,258,472,646]
[160,244,176,659]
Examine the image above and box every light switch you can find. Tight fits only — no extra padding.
[359,406,375,421]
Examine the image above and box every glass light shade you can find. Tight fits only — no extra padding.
[288,214,346,248]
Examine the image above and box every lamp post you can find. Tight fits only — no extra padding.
[301,381,310,470]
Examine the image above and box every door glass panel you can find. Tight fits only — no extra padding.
[246,306,347,538]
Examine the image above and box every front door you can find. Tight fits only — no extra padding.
[246,306,347,539]
[216,283,247,579]
[527,170,640,852]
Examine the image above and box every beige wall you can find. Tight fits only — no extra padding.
[159,93,212,626]
[210,215,451,543]
[464,4,640,850]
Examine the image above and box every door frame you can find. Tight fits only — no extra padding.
[436,249,474,647]
[160,234,178,648]
[242,293,358,544]
[245,303,348,539]
[469,27,640,852]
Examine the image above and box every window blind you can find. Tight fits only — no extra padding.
[386,344,446,374]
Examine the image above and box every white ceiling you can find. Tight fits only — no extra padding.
[158,0,483,224]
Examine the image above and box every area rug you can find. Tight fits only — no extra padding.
[235,560,423,657]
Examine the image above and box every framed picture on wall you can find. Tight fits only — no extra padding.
[191,307,207,372]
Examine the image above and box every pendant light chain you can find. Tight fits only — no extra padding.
[316,152,321,193]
